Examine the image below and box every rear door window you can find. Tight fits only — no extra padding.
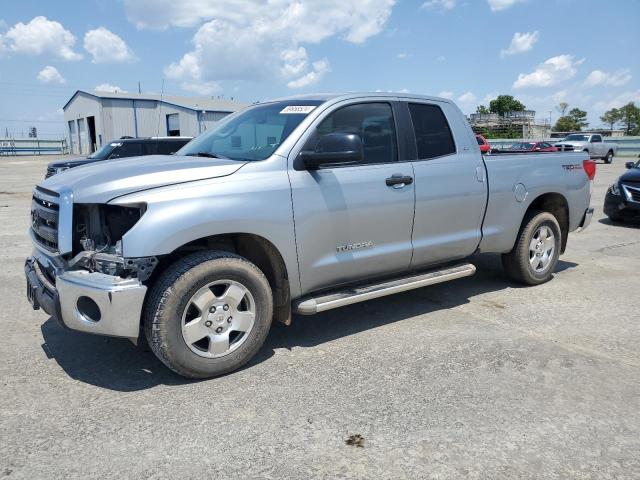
[110,142,143,158]
[408,103,456,159]
[157,140,187,155]
[143,142,157,155]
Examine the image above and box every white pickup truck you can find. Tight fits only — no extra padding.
[555,133,618,164]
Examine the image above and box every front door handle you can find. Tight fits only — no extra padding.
[386,174,413,188]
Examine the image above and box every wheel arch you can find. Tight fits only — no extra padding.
[521,192,570,253]
[149,233,292,325]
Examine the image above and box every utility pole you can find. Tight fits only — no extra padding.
[138,81,141,94]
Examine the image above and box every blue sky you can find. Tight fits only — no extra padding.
[1,0,638,139]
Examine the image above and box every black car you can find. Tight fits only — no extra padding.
[45,136,192,178]
[604,159,640,222]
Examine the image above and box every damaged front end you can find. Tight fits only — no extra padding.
[26,193,154,341]
[69,203,158,281]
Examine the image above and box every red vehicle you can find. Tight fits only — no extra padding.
[508,141,558,152]
[476,134,490,153]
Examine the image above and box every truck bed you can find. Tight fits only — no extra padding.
[479,151,592,253]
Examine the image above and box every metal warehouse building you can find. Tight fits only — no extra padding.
[63,90,248,155]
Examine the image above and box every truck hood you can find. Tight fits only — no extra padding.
[40,155,247,203]
[556,141,587,147]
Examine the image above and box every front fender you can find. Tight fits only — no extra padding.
[110,158,302,297]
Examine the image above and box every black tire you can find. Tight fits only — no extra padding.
[143,251,273,378]
[607,212,623,223]
[603,150,614,164]
[502,210,562,285]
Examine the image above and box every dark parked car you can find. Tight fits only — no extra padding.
[604,159,640,222]
[45,136,192,178]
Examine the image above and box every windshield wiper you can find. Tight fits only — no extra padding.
[185,152,229,159]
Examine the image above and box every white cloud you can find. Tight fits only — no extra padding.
[457,91,477,103]
[37,66,65,84]
[500,31,538,57]
[396,52,411,59]
[84,27,136,64]
[438,90,454,99]
[487,0,525,11]
[287,59,330,88]
[157,0,395,90]
[436,55,446,62]
[584,69,631,87]
[2,16,82,60]
[94,84,127,93]
[125,0,394,42]
[513,54,583,89]
[552,90,568,103]
[592,90,640,113]
[421,0,456,10]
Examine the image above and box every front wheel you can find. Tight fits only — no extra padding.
[603,150,614,164]
[143,251,273,378]
[502,211,561,285]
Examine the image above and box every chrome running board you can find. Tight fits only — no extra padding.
[293,263,476,315]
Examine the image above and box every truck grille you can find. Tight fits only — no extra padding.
[31,190,60,252]
[623,184,640,203]
[555,144,574,151]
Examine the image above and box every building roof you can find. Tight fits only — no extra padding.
[63,90,248,113]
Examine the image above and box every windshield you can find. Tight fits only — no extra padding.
[88,142,119,159]
[177,100,324,161]
[564,134,588,141]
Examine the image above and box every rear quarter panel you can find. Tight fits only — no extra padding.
[479,152,591,253]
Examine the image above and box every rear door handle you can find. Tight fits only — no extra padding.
[386,174,413,188]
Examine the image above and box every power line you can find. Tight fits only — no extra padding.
[0,118,64,123]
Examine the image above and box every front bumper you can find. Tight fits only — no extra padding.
[25,254,147,339]
[604,191,640,220]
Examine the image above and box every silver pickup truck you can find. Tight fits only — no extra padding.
[555,133,618,164]
[25,93,595,378]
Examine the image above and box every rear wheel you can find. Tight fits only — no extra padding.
[144,251,273,378]
[603,150,614,164]
[502,211,561,285]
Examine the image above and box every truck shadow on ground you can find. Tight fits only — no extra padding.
[40,254,578,392]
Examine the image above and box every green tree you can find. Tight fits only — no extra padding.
[619,102,640,135]
[476,105,489,114]
[600,108,622,131]
[568,108,589,130]
[554,116,579,132]
[488,95,526,116]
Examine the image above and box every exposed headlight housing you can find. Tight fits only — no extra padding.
[72,203,147,256]
[609,183,620,196]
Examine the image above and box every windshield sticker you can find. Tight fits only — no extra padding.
[280,105,317,114]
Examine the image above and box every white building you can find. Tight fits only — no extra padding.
[63,90,248,155]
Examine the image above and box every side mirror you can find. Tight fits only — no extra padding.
[299,133,363,169]
[626,161,635,169]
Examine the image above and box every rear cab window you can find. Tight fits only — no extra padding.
[408,103,456,160]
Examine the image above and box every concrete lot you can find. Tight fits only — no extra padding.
[0,155,639,479]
